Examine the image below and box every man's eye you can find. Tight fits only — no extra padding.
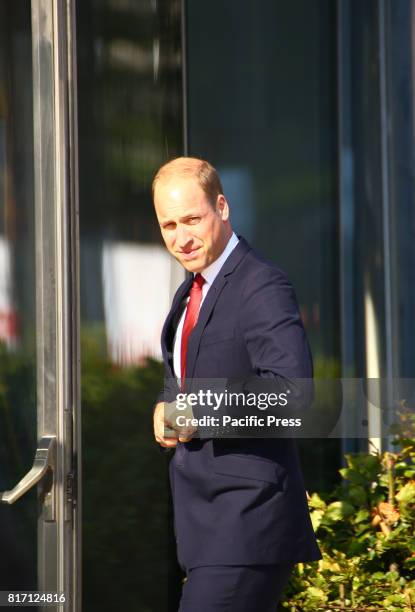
[163,223,176,230]
[188,217,200,224]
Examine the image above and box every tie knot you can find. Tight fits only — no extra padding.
[193,273,205,290]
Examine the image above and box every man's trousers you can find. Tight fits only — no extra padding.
[178,563,294,612]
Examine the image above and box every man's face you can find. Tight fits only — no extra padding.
[154,177,231,273]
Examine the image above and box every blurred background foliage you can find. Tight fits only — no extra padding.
[80,328,182,611]
[0,341,36,590]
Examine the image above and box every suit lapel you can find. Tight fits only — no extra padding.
[161,275,193,376]
[184,237,251,384]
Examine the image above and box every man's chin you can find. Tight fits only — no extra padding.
[183,261,204,273]
[179,256,205,273]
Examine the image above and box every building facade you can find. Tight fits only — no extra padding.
[0,1,414,610]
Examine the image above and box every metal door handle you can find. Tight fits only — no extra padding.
[0,436,56,505]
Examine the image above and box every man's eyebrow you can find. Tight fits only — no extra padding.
[160,213,201,226]
[179,213,201,221]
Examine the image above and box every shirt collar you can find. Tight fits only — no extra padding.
[197,232,239,287]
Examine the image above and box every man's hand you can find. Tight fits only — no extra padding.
[153,401,196,447]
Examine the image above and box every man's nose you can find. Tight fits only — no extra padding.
[176,225,192,249]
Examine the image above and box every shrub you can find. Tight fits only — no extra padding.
[282,410,415,611]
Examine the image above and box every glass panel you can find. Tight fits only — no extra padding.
[0,1,37,592]
[76,1,183,610]
[384,0,415,378]
[186,0,340,491]
[338,1,414,447]
[338,1,386,451]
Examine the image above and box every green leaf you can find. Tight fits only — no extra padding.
[310,509,324,531]
[396,481,415,504]
[371,571,385,580]
[308,492,327,510]
[324,501,355,522]
[339,467,367,485]
[305,586,327,602]
[354,509,370,523]
[403,557,415,569]
[349,485,367,507]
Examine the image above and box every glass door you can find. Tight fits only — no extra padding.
[0,1,79,610]
[0,0,37,597]
[76,1,185,610]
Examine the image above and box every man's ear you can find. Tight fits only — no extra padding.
[216,194,230,221]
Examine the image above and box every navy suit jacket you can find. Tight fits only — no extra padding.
[159,237,322,570]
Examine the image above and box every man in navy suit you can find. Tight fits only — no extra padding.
[152,157,321,611]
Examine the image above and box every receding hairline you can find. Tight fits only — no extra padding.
[152,156,224,203]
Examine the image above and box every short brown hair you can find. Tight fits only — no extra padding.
[152,157,224,205]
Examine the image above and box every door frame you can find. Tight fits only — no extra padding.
[32,1,80,609]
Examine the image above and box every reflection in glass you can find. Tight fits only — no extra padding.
[384,0,415,378]
[186,0,340,491]
[76,1,184,610]
[339,1,415,446]
[0,1,37,592]
[102,242,181,364]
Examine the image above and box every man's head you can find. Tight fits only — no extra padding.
[152,157,233,273]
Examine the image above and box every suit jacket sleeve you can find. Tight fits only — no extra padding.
[234,265,314,414]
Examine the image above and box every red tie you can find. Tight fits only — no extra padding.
[180,273,206,387]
